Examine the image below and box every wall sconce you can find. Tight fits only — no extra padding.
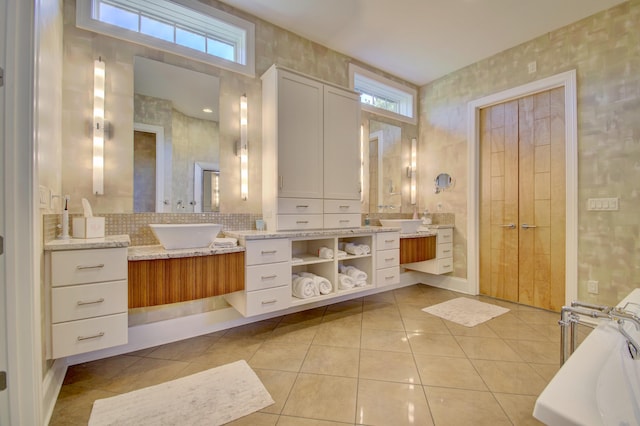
[239,94,248,200]
[360,124,364,202]
[407,138,417,205]
[93,58,105,195]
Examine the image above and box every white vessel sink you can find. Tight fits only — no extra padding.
[379,219,422,234]
[149,223,222,250]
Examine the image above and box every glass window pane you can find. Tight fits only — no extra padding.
[207,38,235,62]
[176,28,206,52]
[99,3,138,31]
[140,16,174,42]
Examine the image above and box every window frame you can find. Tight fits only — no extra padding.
[76,0,255,77]
[349,64,417,125]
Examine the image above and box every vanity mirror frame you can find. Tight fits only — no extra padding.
[434,173,454,194]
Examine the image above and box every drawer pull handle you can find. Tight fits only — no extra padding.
[339,220,350,223]
[385,257,395,261]
[261,250,277,255]
[77,298,105,306]
[296,205,309,208]
[339,205,349,209]
[261,299,277,305]
[443,264,451,268]
[76,264,105,270]
[261,275,277,280]
[296,221,309,224]
[442,250,451,254]
[385,275,395,280]
[77,332,105,341]
[385,239,395,243]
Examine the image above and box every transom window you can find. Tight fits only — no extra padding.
[349,64,416,124]
[77,0,255,76]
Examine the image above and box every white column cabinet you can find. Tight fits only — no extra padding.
[262,65,361,231]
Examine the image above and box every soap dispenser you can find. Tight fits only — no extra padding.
[422,209,432,225]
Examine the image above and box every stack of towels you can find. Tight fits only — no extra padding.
[338,264,368,289]
[318,246,347,259]
[212,237,238,248]
[292,272,332,299]
[338,242,371,256]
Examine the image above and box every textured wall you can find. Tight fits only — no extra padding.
[419,0,640,305]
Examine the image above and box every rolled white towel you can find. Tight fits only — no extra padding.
[318,246,334,259]
[213,237,238,247]
[359,244,371,254]
[315,275,332,295]
[292,276,317,299]
[354,279,367,287]
[298,272,322,296]
[336,250,347,258]
[338,273,355,290]
[344,242,365,256]
[345,266,367,282]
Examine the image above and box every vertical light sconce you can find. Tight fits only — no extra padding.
[239,94,248,200]
[408,138,417,205]
[360,125,364,202]
[93,58,105,195]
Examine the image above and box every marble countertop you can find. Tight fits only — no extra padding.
[224,226,400,241]
[128,244,245,261]
[399,231,437,238]
[44,234,130,251]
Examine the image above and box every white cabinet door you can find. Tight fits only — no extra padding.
[323,85,361,200]
[277,71,324,199]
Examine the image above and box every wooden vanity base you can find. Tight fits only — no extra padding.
[400,236,436,264]
[128,252,245,308]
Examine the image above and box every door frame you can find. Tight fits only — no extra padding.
[467,70,578,306]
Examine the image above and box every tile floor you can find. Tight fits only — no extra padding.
[50,284,589,425]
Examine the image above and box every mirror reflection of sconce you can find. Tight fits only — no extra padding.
[237,94,248,200]
[93,58,106,195]
[406,138,417,205]
[434,173,454,194]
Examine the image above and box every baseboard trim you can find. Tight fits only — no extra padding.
[42,358,68,426]
[408,271,473,294]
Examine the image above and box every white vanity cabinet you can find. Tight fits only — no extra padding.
[375,232,401,287]
[46,244,129,359]
[261,65,361,231]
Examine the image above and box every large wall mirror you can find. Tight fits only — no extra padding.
[368,120,404,213]
[133,56,220,213]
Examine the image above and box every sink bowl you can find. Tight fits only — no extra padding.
[149,223,222,250]
[379,219,423,234]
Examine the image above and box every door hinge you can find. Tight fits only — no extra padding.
[0,67,3,87]
[0,371,6,391]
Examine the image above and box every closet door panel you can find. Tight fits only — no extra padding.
[518,95,535,306]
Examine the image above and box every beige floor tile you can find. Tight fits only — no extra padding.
[356,379,433,426]
[62,355,141,388]
[249,342,310,372]
[471,359,548,395]
[226,412,280,425]
[513,310,560,325]
[253,368,298,414]
[277,416,354,425]
[100,357,189,394]
[424,386,511,426]
[402,316,451,334]
[504,339,559,364]
[455,336,523,361]
[529,363,560,382]
[223,320,280,340]
[396,303,433,320]
[282,373,357,423]
[364,291,397,303]
[325,299,363,312]
[49,385,116,426]
[444,321,499,338]
[280,307,327,324]
[413,354,487,391]
[359,350,421,384]
[188,337,264,368]
[494,393,544,425]
[268,322,320,345]
[361,329,411,353]
[362,300,399,312]
[321,310,363,326]
[362,310,405,331]
[312,322,362,348]
[145,335,219,361]
[301,345,360,377]
[487,321,551,341]
[407,332,466,357]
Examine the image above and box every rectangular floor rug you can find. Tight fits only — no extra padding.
[88,360,274,426]
[422,297,510,327]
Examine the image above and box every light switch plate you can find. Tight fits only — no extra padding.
[38,185,51,209]
[587,280,599,294]
[587,197,619,211]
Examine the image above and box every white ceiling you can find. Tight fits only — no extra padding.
[220,0,626,86]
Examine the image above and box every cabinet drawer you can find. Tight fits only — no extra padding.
[51,248,127,287]
[323,199,361,214]
[436,243,453,259]
[376,232,400,250]
[437,228,453,244]
[278,198,323,214]
[323,214,360,229]
[246,262,291,292]
[277,214,323,231]
[52,280,127,323]
[376,249,399,269]
[437,258,454,274]
[245,239,290,266]
[51,313,128,359]
[376,267,400,288]
[245,285,291,316]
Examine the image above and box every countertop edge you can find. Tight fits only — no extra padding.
[44,235,131,251]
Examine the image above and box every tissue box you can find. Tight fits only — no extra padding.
[73,217,105,239]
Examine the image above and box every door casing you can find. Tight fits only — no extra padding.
[467,70,578,306]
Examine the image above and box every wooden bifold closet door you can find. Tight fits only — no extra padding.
[479,88,565,312]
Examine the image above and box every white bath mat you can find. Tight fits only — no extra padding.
[422,297,510,327]
[88,360,274,426]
